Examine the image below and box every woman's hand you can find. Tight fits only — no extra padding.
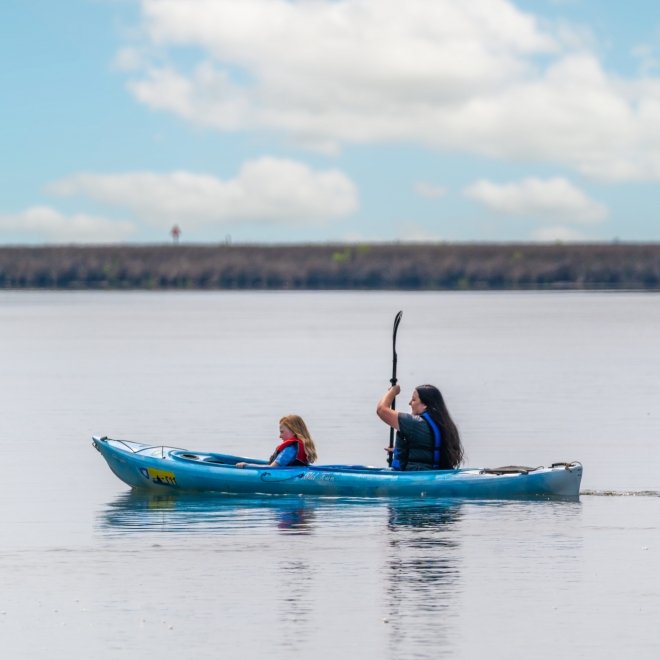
[236,462,247,469]
[390,384,401,396]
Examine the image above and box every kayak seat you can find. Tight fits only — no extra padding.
[179,453,231,465]
[480,465,542,475]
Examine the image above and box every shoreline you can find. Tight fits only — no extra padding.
[1,242,659,290]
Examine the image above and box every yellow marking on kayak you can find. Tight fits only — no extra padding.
[147,467,177,485]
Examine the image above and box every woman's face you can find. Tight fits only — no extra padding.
[409,389,427,415]
[279,423,295,441]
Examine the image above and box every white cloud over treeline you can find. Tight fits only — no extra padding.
[0,207,135,243]
[464,177,608,223]
[120,0,660,180]
[48,157,358,228]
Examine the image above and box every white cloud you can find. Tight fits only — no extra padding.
[464,177,608,223]
[414,182,448,199]
[113,47,146,72]
[397,221,445,242]
[117,0,660,180]
[531,226,591,242]
[47,157,358,227]
[632,43,660,76]
[0,206,136,243]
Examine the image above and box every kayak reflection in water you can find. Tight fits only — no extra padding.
[236,414,318,469]
[377,384,464,471]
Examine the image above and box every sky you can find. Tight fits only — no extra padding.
[2,0,660,245]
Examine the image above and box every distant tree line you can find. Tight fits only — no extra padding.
[0,243,659,290]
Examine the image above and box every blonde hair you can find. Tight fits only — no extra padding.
[280,414,317,464]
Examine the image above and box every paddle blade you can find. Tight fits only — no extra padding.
[390,310,403,385]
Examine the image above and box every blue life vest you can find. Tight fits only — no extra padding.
[391,444,402,471]
[421,411,443,469]
[391,412,443,470]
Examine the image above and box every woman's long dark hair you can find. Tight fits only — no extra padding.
[416,384,464,468]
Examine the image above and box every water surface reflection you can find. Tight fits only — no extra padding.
[98,492,469,538]
[98,491,318,536]
[385,501,463,657]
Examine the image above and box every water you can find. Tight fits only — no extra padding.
[1,291,659,658]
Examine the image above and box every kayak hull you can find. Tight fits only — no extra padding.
[92,436,582,500]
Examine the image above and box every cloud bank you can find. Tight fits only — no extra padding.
[464,177,608,223]
[121,0,660,180]
[48,157,358,228]
[0,207,136,243]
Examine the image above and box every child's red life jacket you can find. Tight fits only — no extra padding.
[270,437,309,465]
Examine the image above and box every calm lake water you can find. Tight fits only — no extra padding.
[1,290,658,659]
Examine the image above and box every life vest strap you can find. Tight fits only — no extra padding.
[421,411,442,469]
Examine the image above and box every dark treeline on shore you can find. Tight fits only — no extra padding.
[1,243,659,290]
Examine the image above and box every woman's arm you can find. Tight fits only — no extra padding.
[376,384,401,430]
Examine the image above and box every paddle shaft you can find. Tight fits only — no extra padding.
[387,311,403,467]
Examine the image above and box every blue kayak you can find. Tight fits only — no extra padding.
[93,436,582,500]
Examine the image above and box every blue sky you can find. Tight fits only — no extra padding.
[2,0,660,244]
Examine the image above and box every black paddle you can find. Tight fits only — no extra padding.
[387,311,403,467]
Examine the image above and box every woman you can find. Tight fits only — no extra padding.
[376,384,463,470]
[236,414,317,468]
